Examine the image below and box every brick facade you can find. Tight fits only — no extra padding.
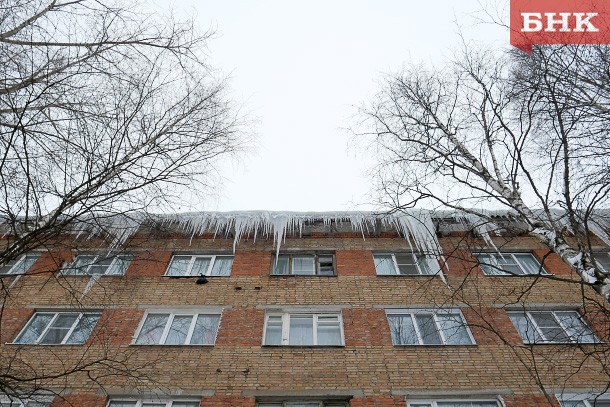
[1,222,609,407]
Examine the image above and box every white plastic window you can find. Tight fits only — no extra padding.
[134,313,220,345]
[263,313,344,346]
[0,398,51,407]
[272,254,335,276]
[14,312,101,344]
[165,255,233,277]
[107,400,200,407]
[63,254,133,276]
[386,310,475,345]
[508,310,598,344]
[374,253,436,275]
[0,253,41,275]
[477,253,544,275]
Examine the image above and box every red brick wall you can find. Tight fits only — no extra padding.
[90,308,145,345]
[533,249,574,276]
[29,250,72,275]
[233,251,273,277]
[504,395,561,407]
[352,396,406,406]
[462,307,523,345]
[201,396,255,407]
[216,308,265,346]
[336,250,376,276]
[0,307,33,343]
[126,251,172,277]
[51,394,106,407]
[343,308,393,346]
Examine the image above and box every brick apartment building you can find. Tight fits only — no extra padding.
[1,211,610,407]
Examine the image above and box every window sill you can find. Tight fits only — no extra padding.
[164,275,230,278]
[483,274,552,277]
[269,274,337,277]
[376,274,441,277]
[130,343,216,347]
[392,344,477,347]
[522,341,600,345]
[7,342,87,346]
[261,345,345,348]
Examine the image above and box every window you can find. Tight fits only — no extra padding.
[0,253,40,275]
[107,400,200,407]
[258,402,347,407]
[134,312,220,345]
[508,310,598,344]
[14,312,101,344]
[476,253,545,275]
[407,401,499,407]
[593,252,610,273]
[165,255,233,277]
[272,254,335,276]
[386,309,475,345]
[0,396,51,407]
[557,394,610,407]
[560,401,610,407]
[263,313,344,346]
[373,253,436,275]
[63,253,133,276]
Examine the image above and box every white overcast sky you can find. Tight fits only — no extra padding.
[155,0,509,212]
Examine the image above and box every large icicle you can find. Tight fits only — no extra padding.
[155,210,443,258]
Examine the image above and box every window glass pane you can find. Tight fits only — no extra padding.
[594,252,610,272]
[166,256,191,276]
[108,403,138,407]
[66,255,97,275]
[530,312,570,342]
[210,257,233,276]
[318,256,335,275]
[26,403,50,407]
[273,256,290,275]
[437,313,472,344]
[106,255,134,275]
[593,402,610,407]
[142,404,165,407]
[374,255,396,275]
[494,254,523,275]
[317,316,341,345]
[513,254,541,274]
[39,313,79,344]
[395,253,419,275]
[165,315,194,345]
[289,315,314,345]
[286,403,319,407]
[257,404,282,407]
[387,314,419,345]
[415,314,442,344]
[15,313,54,344]
[87,257,114,275]
[171,403,201,407]
[65,313,100,344]
[4,253,40,274]
[555,311,597,343]
[415,255,432,275]
[559,402,586,407]
[136,314,169,344]
[191,257,211,276]
[477,254,502,275]
[409,404,433,407]
[190,315,220,345]
[292,256,315,275]
[508,312,542,343]
[395,254,419,275]
[264,316,283,345]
